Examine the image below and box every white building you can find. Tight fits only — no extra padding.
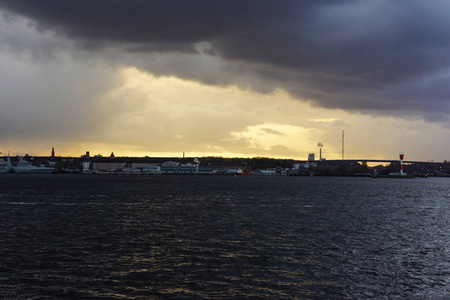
[162,161,180,167]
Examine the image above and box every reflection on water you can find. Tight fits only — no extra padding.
[0,174,449,299]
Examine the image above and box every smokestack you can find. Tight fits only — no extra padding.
[317,142,323,161]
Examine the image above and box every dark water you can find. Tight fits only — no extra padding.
[0,174,449,299]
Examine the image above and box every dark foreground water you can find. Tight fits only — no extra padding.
[0,174,449,299]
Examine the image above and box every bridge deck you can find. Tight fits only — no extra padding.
[303,159,442,164]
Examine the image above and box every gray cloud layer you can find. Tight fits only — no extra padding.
[2,0,450,118]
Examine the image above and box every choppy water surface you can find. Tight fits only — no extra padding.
[0,174,449,299]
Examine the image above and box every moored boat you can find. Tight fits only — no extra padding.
[0,156,12,173]
[372,172,415,179]
[11,157,54,174]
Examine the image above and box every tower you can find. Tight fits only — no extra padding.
[399,152,404,175]
[51,147,55,158]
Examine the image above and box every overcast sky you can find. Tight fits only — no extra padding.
[2,0,450,161]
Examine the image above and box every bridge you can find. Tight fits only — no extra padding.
[303,159,444,165]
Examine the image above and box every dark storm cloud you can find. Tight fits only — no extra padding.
[2,0,450,115]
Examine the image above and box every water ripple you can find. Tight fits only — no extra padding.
[0,174,449,298]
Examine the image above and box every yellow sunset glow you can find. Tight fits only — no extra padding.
[4,66,450,162]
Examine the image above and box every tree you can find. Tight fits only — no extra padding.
[361,161,368,173]
[54,162,64,171]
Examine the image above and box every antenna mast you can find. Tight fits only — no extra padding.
[342,130,344,160]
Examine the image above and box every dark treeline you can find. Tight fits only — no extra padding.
[200,157,297,170]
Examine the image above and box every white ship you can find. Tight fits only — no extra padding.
[0,156,12,173]
[11,157,54,174]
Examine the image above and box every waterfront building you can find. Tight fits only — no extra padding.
[92,159,126,171]
[162,161,180,167]
[316,160,361,176]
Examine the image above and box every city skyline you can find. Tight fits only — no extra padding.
[2,1,450,162]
